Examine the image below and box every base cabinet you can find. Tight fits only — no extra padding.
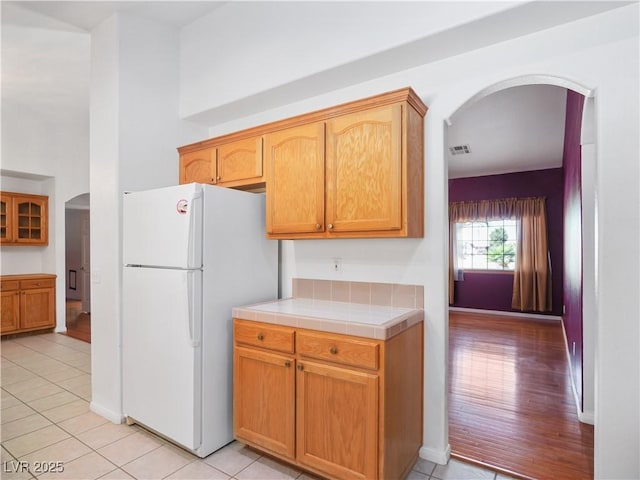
[234,347,295,459]
[1,274,56,336]
[233,318,423,480]
[297,361,379,479]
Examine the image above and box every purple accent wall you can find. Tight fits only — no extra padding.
[449,168,564,317]
[563,90,585,408]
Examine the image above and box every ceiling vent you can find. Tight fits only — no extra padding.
[449,144,471,155]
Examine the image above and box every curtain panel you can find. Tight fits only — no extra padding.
[448,196,552,312]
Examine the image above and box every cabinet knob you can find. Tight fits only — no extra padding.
[328,223,334,229]
[330,347,338,355]
[284,361,291,368]
[257,333,264,341]
[216,176,221,181]
[315,224,321,230]
[297,364,304,371]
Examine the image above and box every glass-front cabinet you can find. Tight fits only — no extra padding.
[0,192,48,246]
[0,194,11,242]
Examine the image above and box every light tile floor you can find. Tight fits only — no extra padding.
[1,333,511,480]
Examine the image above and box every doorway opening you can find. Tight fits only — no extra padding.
[65,193,91,343]
[445,77,596,478]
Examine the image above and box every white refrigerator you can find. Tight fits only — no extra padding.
[122,183,277,457]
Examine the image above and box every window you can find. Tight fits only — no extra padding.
[455,219,517,271]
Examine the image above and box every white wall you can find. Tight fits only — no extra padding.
[1,14,90,331]
[179,4,640,477]
[88,11,207,423]
[179,1,519,121]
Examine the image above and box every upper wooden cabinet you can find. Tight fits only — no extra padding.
[0,192,49,246]
[177,87,427,238]
[265,123,325,235]
[179,147,216,185]
[179,137,265,190]
[266,92,425,239]
[217,136,263,187]
[325,104,403,235]
[1,193,13,242]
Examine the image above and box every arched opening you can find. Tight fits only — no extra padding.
[444,75,596,478]
[64,192,91,342]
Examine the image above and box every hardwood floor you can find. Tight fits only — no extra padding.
[448,311,594,480]
[65,300,91,343]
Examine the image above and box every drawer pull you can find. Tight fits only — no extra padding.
[297,364,304,371]
[257,333,264,341]
[330,347,338,355]
[284,361,291,368]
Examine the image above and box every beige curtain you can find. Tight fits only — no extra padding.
[511,197,552,312]
[448,218,455,304]
[448,197,552,312]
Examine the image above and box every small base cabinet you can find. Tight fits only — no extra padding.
[233,318,423,480]
[1,274,56,336]
[234,347,296,459]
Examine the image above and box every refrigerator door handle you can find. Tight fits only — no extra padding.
[187,271,201,348]
[187,189,203,269]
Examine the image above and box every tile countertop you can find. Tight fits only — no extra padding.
[232,297,424,340]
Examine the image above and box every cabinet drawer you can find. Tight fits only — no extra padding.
[1,280,19,291]
[297,331,379,371]
[20,278,55,289]
[234,320,295,354]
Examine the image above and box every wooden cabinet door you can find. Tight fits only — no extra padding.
[1,290,20,334]
[296,361,378,480]
[180,148,216,184]
[12,195,48,245]
[0,194,12,243]
[217,136,263,186]
[265,123,325,235]
[20,287,55,331]
[234,347,295,459]
[326,104,402,234]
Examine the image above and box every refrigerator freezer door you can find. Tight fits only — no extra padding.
[122,266,202,451]
[123,183,203,269]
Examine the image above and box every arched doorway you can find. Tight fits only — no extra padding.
[65,193,91,342]
[444,75,596,477]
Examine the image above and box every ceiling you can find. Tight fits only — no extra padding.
[2,2,590,179]
[447,85,568,178]
[7,1,226,31]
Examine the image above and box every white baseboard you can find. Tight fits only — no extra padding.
[449,306,562,322]
[559,321,594,425]
[90,402,124,424]
[419,443,451,465]
[579,409,595,425]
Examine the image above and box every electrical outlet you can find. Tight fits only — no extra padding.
[332,258,342,273]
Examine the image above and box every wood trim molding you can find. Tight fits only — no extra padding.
[178,87,427,155]
[448,306,561,322]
